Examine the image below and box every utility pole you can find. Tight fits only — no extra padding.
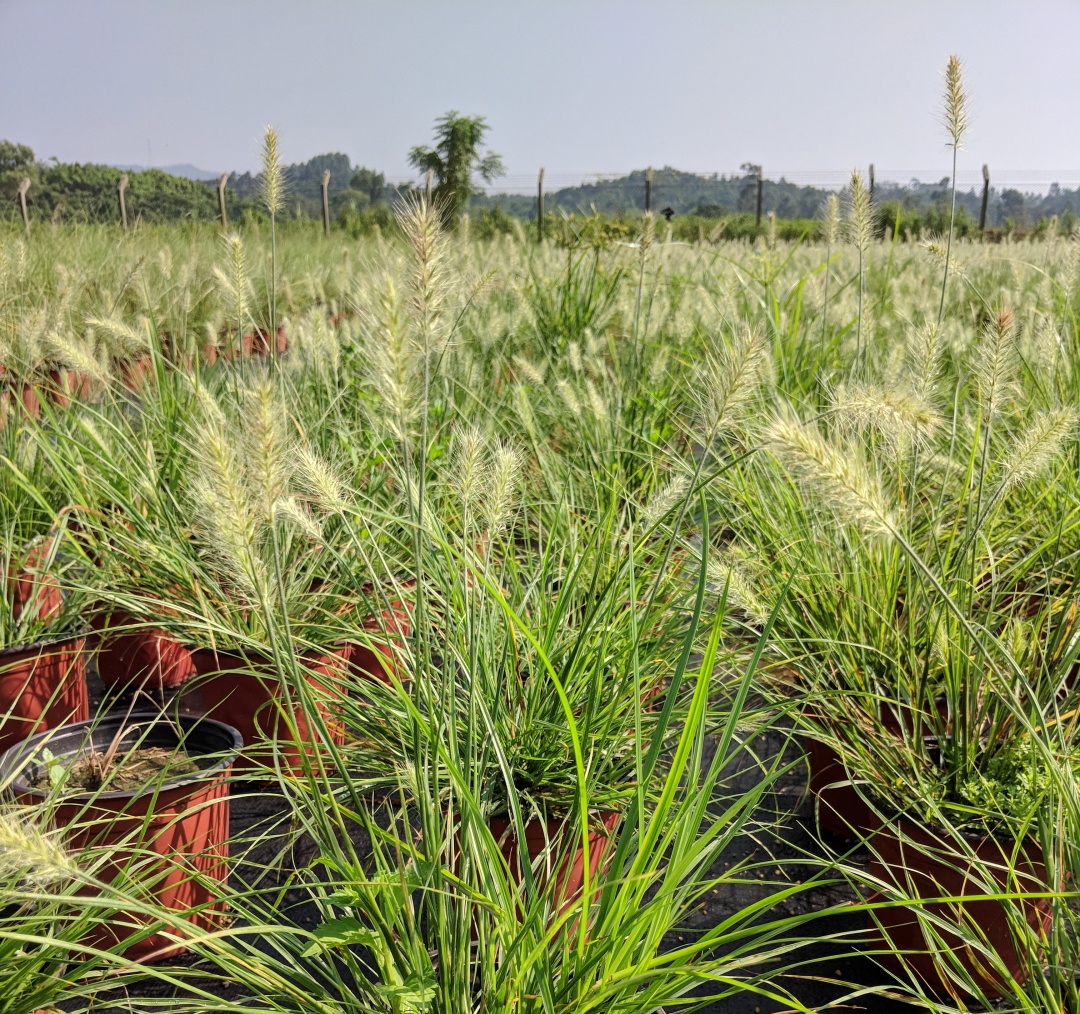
[321,170,331,235]
[979,164,990,232]
[17,178,30,239]
[424,170,433,204]
[217,173,228,228]
[117,174,129,230]
[755,165,763,232]
[537,167,545,241]
[868,163,875,205]
[645,167,653,213]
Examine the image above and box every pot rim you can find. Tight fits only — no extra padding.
[0,711,242,803]
[0,631,86,660]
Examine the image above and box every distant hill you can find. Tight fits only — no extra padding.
[113,163,221,181]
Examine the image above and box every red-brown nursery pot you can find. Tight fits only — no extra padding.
[806,700,948,840]
[0,636,89,754]
[119,355,152,392]
[91,610,196,692]
[0,712,241,962]
[182,646,347,776]
[8,549,63,626]
[865,818,1051,997]
[347,597,412,685]
[0,382,41,427]
[245,325,287,356]
[487,809,621,910]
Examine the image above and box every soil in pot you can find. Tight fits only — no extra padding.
[91,610,196,693]
[0,636,89,753]
[865,817,1051,997]
[182,646,347,777]
[0,712,241,962]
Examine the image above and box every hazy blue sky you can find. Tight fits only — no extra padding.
[3,1,1078,189]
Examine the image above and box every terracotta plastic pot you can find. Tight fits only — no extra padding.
[182,646,347,776]
[246,325,287,356]
[806,700,949,840]
[119,355,152,393]
[8,550,63,626]
[0,636,88,754]
[865,817,1051,996]
[0,382,41,427]
[487,809,621,910]
[90,610,196,692]
[347,596,412,685]
[0,712,240,962]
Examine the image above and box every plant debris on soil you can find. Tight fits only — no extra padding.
[33,745,201,792]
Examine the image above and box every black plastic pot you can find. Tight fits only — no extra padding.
[0,712,241,961]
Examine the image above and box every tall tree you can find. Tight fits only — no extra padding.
[408,111,504,223]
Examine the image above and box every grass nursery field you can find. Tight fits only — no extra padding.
[3,106,1080,1014]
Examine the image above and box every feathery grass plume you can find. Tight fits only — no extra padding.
[191,380,227,430]
[511,354,545,385]
[295,446,348,511]
[0,807,78,886]
[243,378,292,519]
[847,169,873,255]
[831,382,940,451]
[706,554,769,627]
[44,331,110,384]
[766,408,897,538]
[907,322,945,400]
[513,382,539,438]
[693,325,767,439]
[83,315,151,361]
[585,378,607,422]
[633,211,655,343]
[259,125,284,217]
[367,275,420,442]
[977,306,1018,422]
[272,495,323,542]
[451,425,488,516]
[397,194,450,358]
[484,443,521,534]
[641,473,691,528]
[213,233,250,335]
[997,408,1077,492]
[819,195,838,377]
[937,55,969,324]
[847,169,872,361]
[942,54,969,150]
[191,421,262,585]
[766,211,777,249]
[556,378,582,418]
[567,340,583,375]
[823,194,840,247]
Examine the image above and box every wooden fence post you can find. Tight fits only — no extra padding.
[17,178,30,239]
[217,173,228,228]
[979,164,990,232]
[117,174,129,230]
[755,165,763,232]
[868,163,875,205]
[537,167,545,241]
[321,170,331,235]
[645,167,653,213]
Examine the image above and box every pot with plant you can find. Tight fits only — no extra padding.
[713,308,1080,993]
[0,710,241,961]
[1,533,89,753]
